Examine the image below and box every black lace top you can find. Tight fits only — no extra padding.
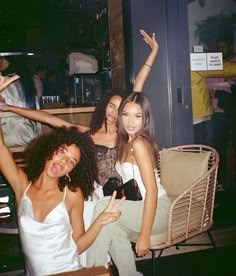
[95,144,122,187]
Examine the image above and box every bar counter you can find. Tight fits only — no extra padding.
[0,105,95,118]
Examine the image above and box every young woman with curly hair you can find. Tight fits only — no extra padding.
[23,127,98,199]
[0,126,124,275]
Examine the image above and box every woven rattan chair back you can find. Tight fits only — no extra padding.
[150,144,219,275]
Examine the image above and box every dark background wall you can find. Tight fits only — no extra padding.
[1,0,194,148]
[123,0,194,149]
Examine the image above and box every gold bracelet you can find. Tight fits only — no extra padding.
[144,63,152,68]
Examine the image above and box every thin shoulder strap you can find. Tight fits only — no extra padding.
[130,146,135,179]
[63,186,67,202]
[24,181,32,193]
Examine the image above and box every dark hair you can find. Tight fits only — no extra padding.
[0,57,16,75]
[47,71,56,78]
[24,127,98,200]
[116,92,159,166]
[216,38,233,47]
[35,65,47,74]
[89,90,128,135]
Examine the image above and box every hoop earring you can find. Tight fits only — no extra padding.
[65,174,71,182]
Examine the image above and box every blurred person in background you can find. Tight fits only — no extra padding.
[0,56,41,148]
[207,38,236,191]
[33,64,47,100]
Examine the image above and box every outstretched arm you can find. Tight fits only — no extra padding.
[0,127,27,201]
[133,29,159,92]
[0,96,89,132]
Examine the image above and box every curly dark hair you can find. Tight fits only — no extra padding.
[89,90,128,135]
[23,127,98,200]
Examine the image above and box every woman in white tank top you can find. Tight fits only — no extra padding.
[0,127,124,276]
[87,93,171,276]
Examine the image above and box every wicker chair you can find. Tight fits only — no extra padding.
[149,144,219,275]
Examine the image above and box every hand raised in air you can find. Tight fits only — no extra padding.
[140,29,159,53]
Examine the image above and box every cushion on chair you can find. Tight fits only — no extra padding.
[160,149,211,198]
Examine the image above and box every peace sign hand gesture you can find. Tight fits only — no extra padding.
[98,191,125,225]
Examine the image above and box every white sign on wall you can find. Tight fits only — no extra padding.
[207,53,223,70]
[190,53,207,71]
[190,52,223,71]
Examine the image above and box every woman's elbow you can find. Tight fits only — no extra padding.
[146,186,158,198]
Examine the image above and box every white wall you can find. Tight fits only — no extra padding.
[188,0,236,51]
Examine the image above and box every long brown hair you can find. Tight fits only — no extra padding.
[116,92,159,166]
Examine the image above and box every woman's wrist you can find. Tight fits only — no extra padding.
[0,104,8,111]
[3,104,11,111]
[93,215,104,227]
[144,63,152,68]
[151,47,158,55]
[140,230,151,237]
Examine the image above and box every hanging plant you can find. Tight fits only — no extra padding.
[194,12,234,50]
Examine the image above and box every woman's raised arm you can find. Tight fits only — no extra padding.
[0,127,27,200]
[133,29,159,92]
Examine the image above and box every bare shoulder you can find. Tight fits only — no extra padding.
[66,187,84,201]
[132,137,155,169]
[131,137,153,162]
[65,187,84,210]
[132,136,150,151]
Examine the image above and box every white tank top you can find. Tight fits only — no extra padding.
[18,183,80,276]
[115,162,167,199]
